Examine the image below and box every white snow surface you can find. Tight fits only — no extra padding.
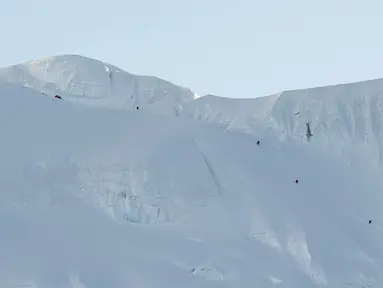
[0,55,195,113]
[0,55,383,287]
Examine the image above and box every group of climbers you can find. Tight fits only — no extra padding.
[51,93,374,226]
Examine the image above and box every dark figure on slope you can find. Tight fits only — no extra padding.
[306,122,313,142]
[257,141,260,145]
[295,180,299,184]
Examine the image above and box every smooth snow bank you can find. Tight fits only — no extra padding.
[0,82,383,287]
[0,55,196,113]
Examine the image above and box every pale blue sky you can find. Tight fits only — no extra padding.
[1,0,383,98]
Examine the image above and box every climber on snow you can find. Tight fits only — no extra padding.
[55,95,62,99]
[257,141,260,145]
[295,180,299,184]
[306,122,313,142]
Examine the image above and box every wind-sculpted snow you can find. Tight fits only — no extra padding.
[0,55,195,113]
[1,56,383,287]
[182,79,383,166]
[2,55,383,167]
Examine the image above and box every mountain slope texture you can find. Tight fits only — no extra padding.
[0,55,382,288]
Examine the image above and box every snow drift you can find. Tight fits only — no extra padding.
[0,56,383,288]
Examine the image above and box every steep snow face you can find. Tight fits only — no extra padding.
[2,54,382,167]
[1,81,383,288]
[265,79,383,164]
[0,55,196,113]
[180,79,383,167]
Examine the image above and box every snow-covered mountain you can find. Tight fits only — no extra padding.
[0,55,196,114]
[0,55,383,288]
[3,54,382,165]
[185,79,383,166]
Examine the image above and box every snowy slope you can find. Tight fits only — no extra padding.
[1,56,383,287]
[2,54,382,166]
[1,80,383,288]
[0,55,196,114]
[182,79,383,167]
[2,54,382,167]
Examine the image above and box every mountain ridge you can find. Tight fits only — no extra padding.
[0,54,197,114]
[2,54,383,166]
[0,55,383,287]
[0,79,382,287]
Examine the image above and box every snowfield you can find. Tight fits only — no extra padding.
[0,55,195,114]
[0,55,382,287]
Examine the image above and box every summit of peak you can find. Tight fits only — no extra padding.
[0,54,197,112]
